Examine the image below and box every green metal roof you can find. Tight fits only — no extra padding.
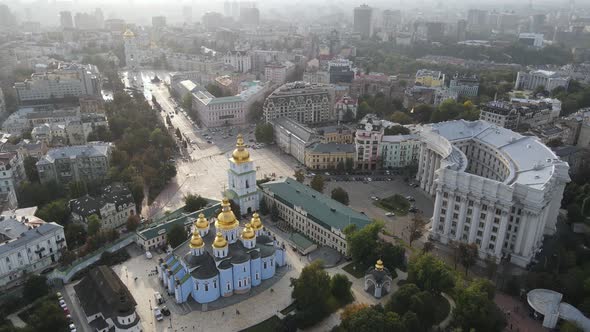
[138,202,220,240]
[289,233,315,250]
[310,143,355,154]
[260,177,371,231]
[180,273,191,284]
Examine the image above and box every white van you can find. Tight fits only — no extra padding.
[154,292,164,305]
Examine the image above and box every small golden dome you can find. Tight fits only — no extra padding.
[212,232,228,249]
[189,230,204,249]
[215,198,239,230]
[195,213,209,229]
[241,223,256,240]
[375,259,384,271]
[123,28,135,38]
[231,134,251,164]
[250,213,263,231]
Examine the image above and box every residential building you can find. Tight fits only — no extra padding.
[305,143,355,170]
[350,73,394,98]
[36,142,112,185]
[74,266,141,331]
[60,11,73,29]
[514,70,570,91]
[382,10,402,32]
[479,99,561,131]
[271,117,317,164]
[260,177,371,254]
[192,83,266,127]
[0,207,66,286]
[263,82,334,124]
[0,88,5,117]
[224,51,252,73]
[319,125,354,144]
[434,89,459,105]
[553,145,590,175]
[353,4,373,38]
[264,62,295,85]
[355,121,384,170]
[328,59,354,84]
[13,63,102,104]
[467,9,489,33]
[380,134,420,169]
[69,183,136,229]
[302,70,330,84]
[415,69,445,88]
[519,33,544,48]
[334,96,358,121]
[79,96,105,114]
[0,152,21,210]
[449,74,479,97]
[417,120,570,267]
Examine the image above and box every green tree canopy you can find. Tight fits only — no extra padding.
[384,125,411,135]
[390,112,413,125]
[184,194,208,212]
[35,199,69,225]
[167,223,187,248]
[255,123,273,143]
[310,174,325,193]
[87,214,102,236]
[331,187,350,205]
[408,254,455,295]
[23,275,49,302]
[452,280,506,332]
[126,214,141,232]
[294,169,305,183]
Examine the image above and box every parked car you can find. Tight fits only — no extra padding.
[145,251,153,259]
[385,212,395,217]
[154,292,164,305]
[161,306,171,316]
[154,307,164,321]
[69,324,76,331]
[406,196,415,202]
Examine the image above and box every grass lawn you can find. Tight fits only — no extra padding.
[241,315,282,332]
[432,293,451,325]
[342,262,366,279]
[375,194,410,216]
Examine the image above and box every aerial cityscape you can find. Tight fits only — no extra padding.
[1,0,590,331]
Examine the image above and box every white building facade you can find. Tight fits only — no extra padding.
[263,82,334,124]
[514,70,570,91]
[226,135,259,215]
[417,120,570,267]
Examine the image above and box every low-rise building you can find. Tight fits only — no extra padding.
[74,265,141,331]
[305,143,355,170]
[380,134,421,169]
[69,183,136,229]
[319,125,354,144]
[0,207,66,286]
[265,61,295,85]
[514,70,570,91]
[260,177,371,254]
[271,117,317,164]
[334,96,358,121]
[479,99,561,131]
[173,79,200,100]
[36,142,112,185]
[415,69,445,88]
[449,74,479,97]
[223,50,252,73]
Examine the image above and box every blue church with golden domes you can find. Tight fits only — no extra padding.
[157,137,286,304]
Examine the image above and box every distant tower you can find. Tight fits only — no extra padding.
[226,134,259,215]
[353,4,373,38]
[123,28,138,71]
[60,11,73,29]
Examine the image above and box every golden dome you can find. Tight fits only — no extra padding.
[231,134,251,164]
[189,230,204,249]
[250,213,263,231]
[123,28,135,38]
[241,223,256,240]
[212,232,228,249]
[375,259,384,271]
[195,213,209,229]
[215,198,239,230]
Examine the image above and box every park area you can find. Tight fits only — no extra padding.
[375,194,410,215]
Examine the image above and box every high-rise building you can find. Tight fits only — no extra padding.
[417,120,570,267]
[152,16,167,28]
[239,7,259,25]
[457,19,467,41]
[0,5,16,28]
[224,0,231,17]
[382,9,401,32]
[94,8,104,29]
[74,12,99,30]
[466,9,488,33]
[353,4,373,38]
[183,6,192,24]
[60,11,73,29]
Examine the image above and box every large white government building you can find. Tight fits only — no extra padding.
[417,120,570,267]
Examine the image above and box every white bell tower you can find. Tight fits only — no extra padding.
[226,134,259,215]
[123,28,138,71]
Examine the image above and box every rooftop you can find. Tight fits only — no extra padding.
[309,143,355,154]
[37,142,111,165]
[271,117,316,143]
[260,177,371,231]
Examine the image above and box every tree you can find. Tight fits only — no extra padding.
[452,280,506,332]
[343,109,355,122]
[291,261,332,326]
[126,214,141,232]
[184,194,208,212]
[87,214,102,236]
[561,321,584,332]
[65,223,87,248]
[247,100,264,122]
[23,156,39,182]
[167,223,187,248]
[59,249,76,266]
[259,198,268,215]
[347,222,384,267]
[310,174,325,193]
[35,199,69,225]
[339,305,405,332]
[68,181,88,199]
[294,169,305,183]
[458,242,479,276]
[270,202,279,222]
[331,187,350,205]
[23,275,49,302]
[386,283,421,313]
[408,214,425,247]
[345,158,354,171]
[26,299,69,332]
[412,104,435,123]
[205,84,224,97]
[384,125,411,135]
[408,254,455,295]
[390,112,413,125]
[331,273,353,305]
[182,93,193,110]
[87,125,112,142]
[422,241,434,253]
[255,123,273,143]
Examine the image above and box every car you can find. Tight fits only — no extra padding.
[154,292,164,305]
[207,140,212,144]
[161,306,171,316]
[69,324,76,331]
[370,196,378,201]
[60,302,67,309]
[385,212,395,217]
[406,196,415,202]
[56,292,62,298]
[145,251,153,259]
[409,207,419,213]
[66,315,72,323]
[367,177,372,182]
[324,172,330,176]
[154,307,164,321]
[63,307,69,314]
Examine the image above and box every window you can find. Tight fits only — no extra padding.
[205,284,208,291]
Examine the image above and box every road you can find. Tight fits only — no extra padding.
[121,70,297,219]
